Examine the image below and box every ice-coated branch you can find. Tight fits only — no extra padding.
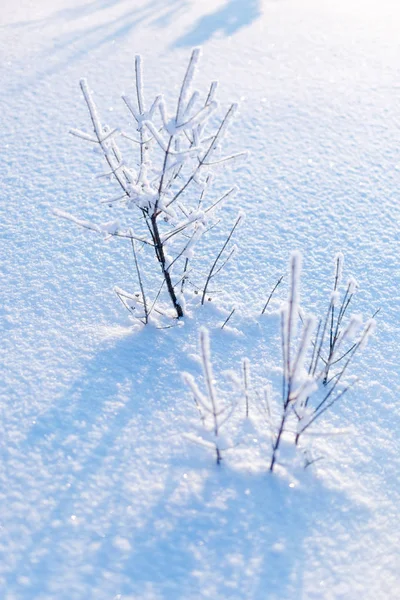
[54,209,153,245]
[199,328,219,436]
[176,48,201,126]
[270,252,318,472]
[183,328,236,464]
[202,150,248,167]
[79,79,130,198]
[285,251,302,382]
[135,54,145,115]
[313,318,375,416]
[206,81,218,105]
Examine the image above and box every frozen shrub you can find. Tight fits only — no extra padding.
[268,252,376,471]
[56,49,245,322]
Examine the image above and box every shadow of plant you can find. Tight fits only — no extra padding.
[1,318,371,599]
[3,0,262,94]
[174,0,262,48]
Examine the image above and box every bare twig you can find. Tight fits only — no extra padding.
[261,275,284,315]
[221,308,235,329]
[243,358,250,418]
[130,235,148,324]
[201,215,242,305]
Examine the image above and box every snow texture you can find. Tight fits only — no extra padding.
[0,0,399,599]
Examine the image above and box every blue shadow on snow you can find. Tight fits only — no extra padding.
[174,0,262,47]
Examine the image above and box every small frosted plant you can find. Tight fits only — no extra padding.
[181,254,376,472]
[268,252,376,472]
[183,328,237,465]
[269,252,318,471]
[293,254,377,447]
[56,49,245,322]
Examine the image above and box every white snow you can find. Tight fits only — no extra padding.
[1,0,399,599]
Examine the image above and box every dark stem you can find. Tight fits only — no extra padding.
[261,275,284,315]
[151,214,184,318]
[181,258,189,293]
[131,236,149,324]
[221,308,235,330]
[270,412,288,472]
[216,445,222,465]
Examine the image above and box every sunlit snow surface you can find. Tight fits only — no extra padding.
[1,0,399,598]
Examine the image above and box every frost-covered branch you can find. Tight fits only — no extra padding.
[183,328,237,464]
[269,252,317,472]
[60,49,244,320]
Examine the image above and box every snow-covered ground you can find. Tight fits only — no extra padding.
[1,0,399,598]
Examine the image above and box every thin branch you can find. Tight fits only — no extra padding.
[147,280,165,318]
[54,209,154,246]
[205,186,237,214]
[181,258,189,293]
[314,321,374,416]
[202,151,248,167]
[330,343,357,366]
[261,275,284,314]
[243,358,250,418]
[308,318,322,375]
[176,48,201,126]
[201,215,242,305]
[221,308,235,329]
[100,193,128,205]
[131,235,148,324]
[165,103,238,209]
[208,246,236,280]
[79,79,129,196]
[299,380,358,436]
